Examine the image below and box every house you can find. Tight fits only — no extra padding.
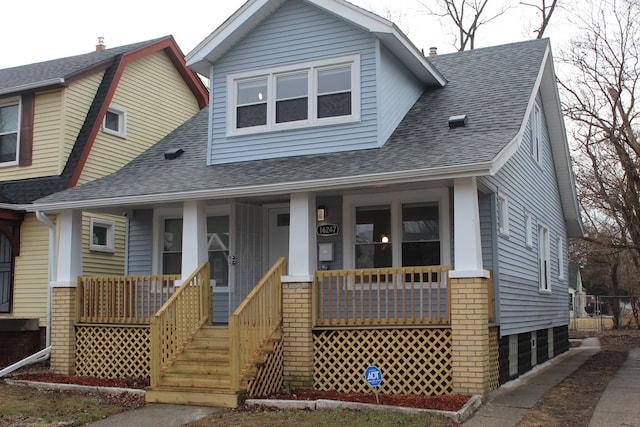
[0,36,208,368]
[28,0,581,406]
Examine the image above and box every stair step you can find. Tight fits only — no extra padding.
[168,361,231,376]
[160,373,231,389]
[146,387,242,408]
[179,349,229,362]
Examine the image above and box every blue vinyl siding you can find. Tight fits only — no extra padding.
[378,45,423,147]
[209,0,377,164]
[127,209,153,275]
[480,94,569,337]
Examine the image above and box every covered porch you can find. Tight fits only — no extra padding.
[46,177,499,404]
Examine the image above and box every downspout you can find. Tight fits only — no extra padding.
[35,211,56,348]
[0,211,54,377]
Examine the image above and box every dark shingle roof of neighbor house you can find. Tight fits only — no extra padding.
[33,39,549,207]
[0,38,166,95]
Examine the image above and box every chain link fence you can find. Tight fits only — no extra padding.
[570,295,640,332]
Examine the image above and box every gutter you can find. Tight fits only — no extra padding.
[27,161,494,212]
[0,78,65,97]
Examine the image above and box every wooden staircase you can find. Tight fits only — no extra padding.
[146,326,244,407]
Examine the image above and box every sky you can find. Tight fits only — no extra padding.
[0,0,575,71]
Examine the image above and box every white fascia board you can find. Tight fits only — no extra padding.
[0,203,27,211]
[0,78,65,97]
[27,162,493,213]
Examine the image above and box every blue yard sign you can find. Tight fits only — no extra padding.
[365,366,382,387]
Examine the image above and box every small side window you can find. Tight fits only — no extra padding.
[103,105,127,138]
[530,103,541,163]
[497,193,509,237]
[525,211,533,248]
[90,218,115,252]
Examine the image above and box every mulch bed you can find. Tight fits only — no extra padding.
[8,372,149,390]
[267,388,471,412]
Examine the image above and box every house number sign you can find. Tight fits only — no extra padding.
[317,224,339,236]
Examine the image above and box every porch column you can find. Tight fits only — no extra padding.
[281,192,315,388]
[181,200,208,278]
[50,209,83,375]
[450,178,491,396]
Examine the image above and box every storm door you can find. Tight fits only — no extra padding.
[230,203,263,312]
[0,232,13,313]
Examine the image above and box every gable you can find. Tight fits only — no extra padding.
[209,0,380,164]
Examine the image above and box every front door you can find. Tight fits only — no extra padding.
[0,232,13,313]
[268,207,289,268]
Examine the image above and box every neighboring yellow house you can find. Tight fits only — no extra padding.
[0,36,208,366]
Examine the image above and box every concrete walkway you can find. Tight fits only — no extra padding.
[462,338,601,426]
[589,347,640,427]
[87,403,222,427]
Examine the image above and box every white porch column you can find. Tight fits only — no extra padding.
[53,209,83,287]
[284,192,316,282]
[181,200,208,278]
[451,177,489,278]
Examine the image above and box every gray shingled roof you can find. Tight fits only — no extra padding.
[34,39,548,207]
[0,37,168,95]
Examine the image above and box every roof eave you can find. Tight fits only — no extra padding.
[0,78,66,97]
[28,161,493,213]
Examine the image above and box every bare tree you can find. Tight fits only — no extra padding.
[419,0,511,51]
[520,0,559,38]
[562,0,640,328]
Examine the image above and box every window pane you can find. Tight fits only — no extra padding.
[164,219,183,252]
[0,134,17,163]
[207,216,229,251]
[356,206,390,244]
[0,104,18,133]
[317,93,351,118]
[356,244,392,269]
[402,242,440,267]
[104,111,120,132]
[209,251,229,286]
[276,98,308,123]
[318,67,351,94]
[92,225,108,246]
[402,203,439,241]
[277,73,307,99]
[238,79,267,105]
[163,253,182,275]
[237,104,267,128]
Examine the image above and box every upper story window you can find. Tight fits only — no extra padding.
[0,98,20,165]
[530,102,541,164]
[103,105,127,138]
[227,55,360,136]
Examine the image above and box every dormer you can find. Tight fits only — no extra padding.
[187,0,445,165]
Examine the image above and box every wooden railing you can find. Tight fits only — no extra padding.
[314,265,451,326]
[150,262,211,387]
[229,257,286,392]
[76,274,180,324]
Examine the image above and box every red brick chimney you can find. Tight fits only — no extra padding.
[96,37,106,51]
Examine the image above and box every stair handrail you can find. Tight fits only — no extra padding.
[150,262,211,387]
[229,257,286,392]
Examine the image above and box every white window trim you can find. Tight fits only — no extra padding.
[557,237,565,280]
[343,188,451,270]
[497,192,509,237]
[0,96,21,167]
[538,222,551,293]
[89,218,115,253]
[530,102,542,164]
[103,105,127,138]
[226,54,361,137]
[525,211,533,249]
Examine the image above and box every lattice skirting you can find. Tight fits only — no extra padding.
[247,339,284,398]
[75,325,150,378]
[489,326,500,391]
[313,327,452,395]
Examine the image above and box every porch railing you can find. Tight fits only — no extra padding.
[150,262,211,387]
[229,257,286,392]
[314,265,452,326]
[76,274,180,324]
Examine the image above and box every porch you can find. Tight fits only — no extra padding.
[60,262,497,407]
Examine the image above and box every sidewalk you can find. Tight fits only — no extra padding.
[589,347,640,427]
[87,403,222,427]
[462,337,601,426]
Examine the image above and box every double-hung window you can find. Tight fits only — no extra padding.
[0,99,20,165]
[538,223,551,292]
[228,55,360,135]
